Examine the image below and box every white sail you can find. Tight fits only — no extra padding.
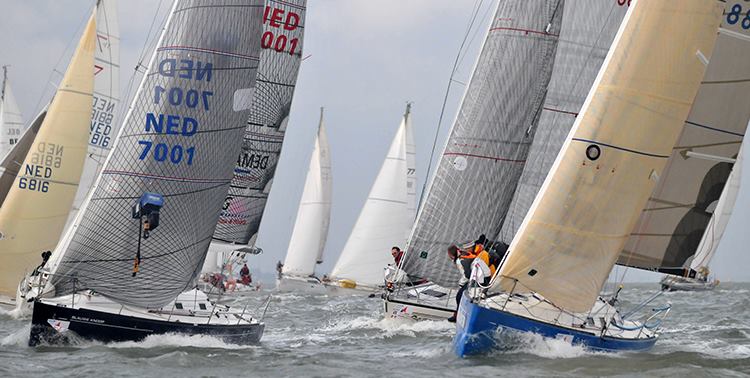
[494,0,723,313]
[330,105,414,286]
[690,143,744,272]
[282,110,332,276]
[0,68,25,160]
[66,0,121,226]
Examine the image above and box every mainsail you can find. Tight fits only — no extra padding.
[618,2,750,276]
[495,0,723,313]
[499,1,628,242]
[0,11,97,295]
[212,0,306,248]
[0,67,25,159]
[330,104,416,286]
[282,111,332,276]
[50,0,265,308]
[401,0,564,288]
[68,0,121,225]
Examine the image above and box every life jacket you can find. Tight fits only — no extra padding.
[475,250,496,277]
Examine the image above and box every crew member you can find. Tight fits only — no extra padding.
[391,246,404,266]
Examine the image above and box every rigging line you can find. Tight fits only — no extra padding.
[415,0,487,213]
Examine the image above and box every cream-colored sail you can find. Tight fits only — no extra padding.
[0,12,96,295]
[495,0,723,313]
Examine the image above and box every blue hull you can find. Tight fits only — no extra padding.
[453,293,657,357]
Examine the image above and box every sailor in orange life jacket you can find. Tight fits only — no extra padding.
[447,235,496,323]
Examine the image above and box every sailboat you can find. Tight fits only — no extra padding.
[454,0,723,356]
[29,0,267,346]
[204,0,306,297]
[326,103,416,294]
[16,0,121,309]
[276,108,332,294]
[0,66,25,160]
[0,3,99,305]
[384,0,566,321]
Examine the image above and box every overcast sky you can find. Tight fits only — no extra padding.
[1,1,748,284]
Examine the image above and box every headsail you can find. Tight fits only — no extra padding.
[330,105,415,286]
[400,0,564,288]
[282,110,332,276]
[0,10,97,295]
[499,1,628,242]
[50,0,265,308]
[0,67,25,159]
[495,0,723,313]
[68,0,121,225]
[618,2,750,276]
[212,0,306,248]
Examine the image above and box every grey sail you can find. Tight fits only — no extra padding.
[499,1,628,242]
[401,0,563,288]
[212,0,306,246]
[618,3,750,277]
[50,0,265,308]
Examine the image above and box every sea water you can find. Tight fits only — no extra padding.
[0,283,748,377]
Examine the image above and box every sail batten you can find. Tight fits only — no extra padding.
[50,0,265,308]
[400,0,564,288]
[495,0,724,313]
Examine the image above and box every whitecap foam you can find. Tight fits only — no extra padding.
[323,315,454,338]
[107,332,257,350]
[0,323,30,347]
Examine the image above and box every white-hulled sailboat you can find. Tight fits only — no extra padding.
[16,0,121,310]
[326,104,416,294]
[454,0,723,356]
[277,109,332,294]
[203,0,306,297]
[0,66,25,160]
[29,0,267,346]
[0,4,98,305]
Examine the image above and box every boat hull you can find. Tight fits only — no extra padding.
[29,299,264,346]
[276,275,327,294]
[453,293,657,357]
[660,276,718,292]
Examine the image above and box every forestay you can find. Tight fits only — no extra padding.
[0,11,97,296]
[499,0,627,242]
[212,0,306,247]
[67,0,122,226]
[282,113,331,276]
[401,0,564,288]
[619,1,750,277]
[0,67,25,160]
[330,105,416,286]
[50,0,265,308]
[495,0,723,313]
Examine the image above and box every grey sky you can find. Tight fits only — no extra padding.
[1,1,747,283]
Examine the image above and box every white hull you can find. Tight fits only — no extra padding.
[383,283,456,321]
[276,275,327,294]
[323,281,380,296]
[661,276,718,292]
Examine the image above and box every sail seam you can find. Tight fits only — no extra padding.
[571,138,670,158]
